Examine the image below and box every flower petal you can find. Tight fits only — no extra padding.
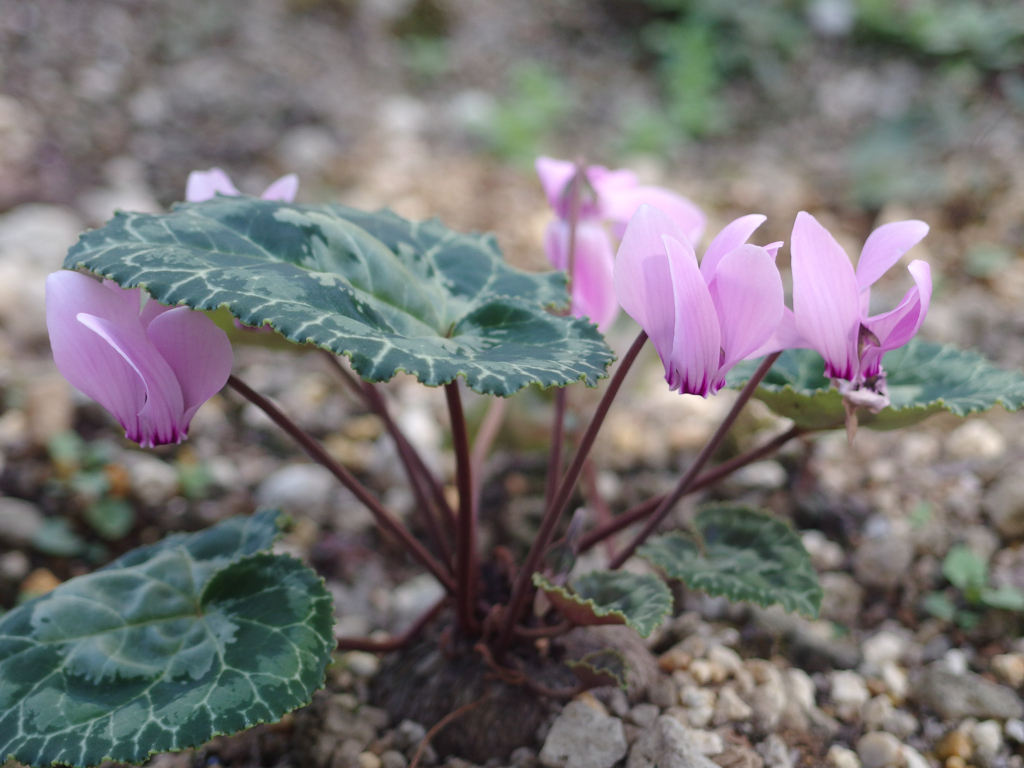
[706,244,784,372]
[146,306,234,429]
[261,173,299,202]
[749,307,811,357]
[860,259,932,378]
[614,205,690,367]
[46,272,148,437]
[535,156,578,217]
[791,212,861,381]
[601,186,706,244]
[75,312,186,447]
[699,214,767,282]
[764,241,783,260]
[545,219,619,331]
[185,168,240,203]
[855,219,929,291]
[664,235,720,396]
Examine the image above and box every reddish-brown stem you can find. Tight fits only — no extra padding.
[544,388,568,510]
[578,423,803,553]
[470,396,507,509]
[228,375,455,592]
[335,597,449,652]
[321,353,456,559]
[446,381,479,637]
[608,352,782,568]
[408,696,488,768]
[512,619,571,639]
[494,331,648,653]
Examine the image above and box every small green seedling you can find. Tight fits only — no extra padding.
[923,544,1024,629]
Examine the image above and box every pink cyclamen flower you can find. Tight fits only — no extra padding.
[186,167,299,203]
[614,205,784,397]
[775,211,930,412]
[46,271,233,448]
[536,157,706,332]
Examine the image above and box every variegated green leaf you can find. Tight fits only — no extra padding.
[566,649,628,691]
[63,198,614,396]
[727,339,1024,431]
[639,505,821,617]
[0,511,334,768]
[534,571,672,638]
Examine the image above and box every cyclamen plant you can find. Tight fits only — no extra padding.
[3,159,1024,768]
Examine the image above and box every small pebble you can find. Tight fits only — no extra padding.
[626,704,659,729]
[946,419,1006,460]
[658,647,692,673]
[357,752,382,768]
[345,651,381,678]
[802,530,846,571]
[713,685,753,725]
[861,631,907,672]
[856,731,903,768]
[831,671,870,722]
[935,730,972,760]
[380,751,408,768]
[21,567,60,597]
[945,757,967,768]
[1006,718,1024,744]
[685,728,723,756]
[991,653,1024,688]
[0,549,30,581]
[972,719,1002,759]
[826,744,861,768]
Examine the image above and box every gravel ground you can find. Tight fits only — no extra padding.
[3,2,1024,767]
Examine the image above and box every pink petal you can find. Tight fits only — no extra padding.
[544,219,618,330]
[601,186,706,244]
[587,166,638,197]
[185,168,241,203]
[764,241,783,260]
[791,212,862,381]
[860,259,932,378]
[706,244,784,373]
[699,214,767,282]
[664,235,721,396]
[261,173,299,202]
[535,157,578,217]
[749,307,812,357]
[855,219,929,291]
[614,205,690,367]
[146,306,233,428]
[76,312,186,448]
[46,272,149,438]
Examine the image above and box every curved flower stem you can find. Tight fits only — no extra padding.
[545,163,584,509]
[335,597,449,652]
[470,396,507,510]
[608,352,782,568]
[494,331,648,654]
[577,423,804,553]
[446,381,479,636]
[228,374,455,593]
[321,352,455,562]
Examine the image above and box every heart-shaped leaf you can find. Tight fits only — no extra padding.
[726,339,1024,431]
[534,571,672,638]
[638,505,821,618]
[0,511,334,768]
[64,198,615,396]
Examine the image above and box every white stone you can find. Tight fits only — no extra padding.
[684,729,723,756]
[732,461,787,490]
[0,550,30,581]
[991,653,1024,688]
[862,695,894,731]
[856,731,904,768]
[861,631,906,672]
[826,744,861,768]
[541,701,627,768]
[256,463,337,524]
[784,668,817,712]
[973,719,1003,759]
[756,734,794,768]
[881,662,909,702]
[626,716,717,768]
[0,497,45,547]
[707,644,743,678]
[946,420,1006,461]
[129,456,180,506]
[898,744,929,768]
[831,671,870,722]
[942,648,970,675]
[1005,718,1024,744]
[802,530,845,571]
[389,574,445,632]
[712,685,752,724]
